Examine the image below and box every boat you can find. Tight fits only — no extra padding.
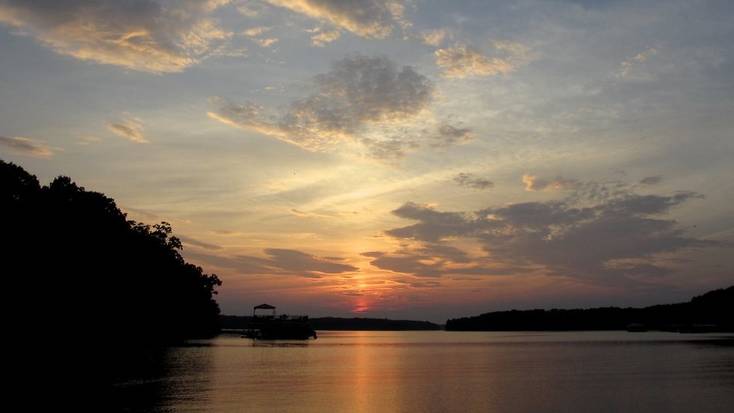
[242,304,317,340]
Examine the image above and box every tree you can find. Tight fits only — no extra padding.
[1,160,222,357]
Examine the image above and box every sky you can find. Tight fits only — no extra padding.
[1,0,733,322]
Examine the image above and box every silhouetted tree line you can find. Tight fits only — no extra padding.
[445,286,733,331]
[2,160,221,374]
[220,315,441,331]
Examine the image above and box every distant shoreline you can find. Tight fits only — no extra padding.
[221,286,732,333]
[220,315,442,331]
[446,286,733,332]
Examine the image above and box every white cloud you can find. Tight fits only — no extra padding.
[242,26,271,37]
[0,0,234,73]
[420,28,447,47]
[435,41,533,78]
[264,0,405,38]
[308,27,341,47]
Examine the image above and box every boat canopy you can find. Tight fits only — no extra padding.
[253,303,277,317]
[254,304,276,310]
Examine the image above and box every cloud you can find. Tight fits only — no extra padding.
[242,25,278,47]
[386,202,479,243]
[0,135,55,158]
[453,173,494,190]
[76,136,102,146]
[307,27,341,47]
[359,122,474,161]
[188,248,357,277]
[435,41,532,78]
[177,235,222,251]
[420,28,448,47]
[252,37,279,47]
[0,0,233,73]
[107,116,147,143]
[363,244,526,278]
[522,174,580,191]
[242,26,270,37]
[360,137,418,161]
[264,0,405,38]
[263,248,357,275]
[639,176,662,185]
[431,124,474,147]
[618,47,658,79]
[380,181,720,282]
[435,44,514,78]
[235,1,264,17]
[209,55,433,151]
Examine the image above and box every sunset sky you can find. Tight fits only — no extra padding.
[1,0,732,321]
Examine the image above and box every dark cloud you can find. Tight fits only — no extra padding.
[363,244,528,278]
[177,235,222,251]
[386,202,481,243]
[430,124,474,147]
[0,135,55,158]
[0,0,232,73]
[263,248,357,274]
[453,173,494,190]
[640,176,663,185]
[522,174,580,191]
[360,122,475,161]
[360,137,419,161]
[188,248,357,277]
[380,182,720,282]
[210,55,433,152]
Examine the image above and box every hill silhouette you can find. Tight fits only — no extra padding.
[446,286,734,332]
[2,160,221,392]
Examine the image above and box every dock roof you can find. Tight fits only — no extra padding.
[254,303,276,310]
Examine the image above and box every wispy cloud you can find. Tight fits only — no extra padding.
[0,135,55,158]
[209,55,433,151]
[241,26,279,47]
[435,44,514,78]
[454,173,494,190]
[178,235,222,251]
[522,174,579,191]
[639,176,663,186]
[617,47,658,79]
[307,27,341,47]
[189,248,357,277]
[107,116,147,143]
[264,0,406,39]
[420,28,448,47]
[0,0,233,73]
[76,136,102,146]
[435,41,532,78]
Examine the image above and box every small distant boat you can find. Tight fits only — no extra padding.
[242,304,317,340]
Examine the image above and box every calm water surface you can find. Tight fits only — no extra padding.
[113,331,734,412]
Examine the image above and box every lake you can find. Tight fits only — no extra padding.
[112,331,734,412]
